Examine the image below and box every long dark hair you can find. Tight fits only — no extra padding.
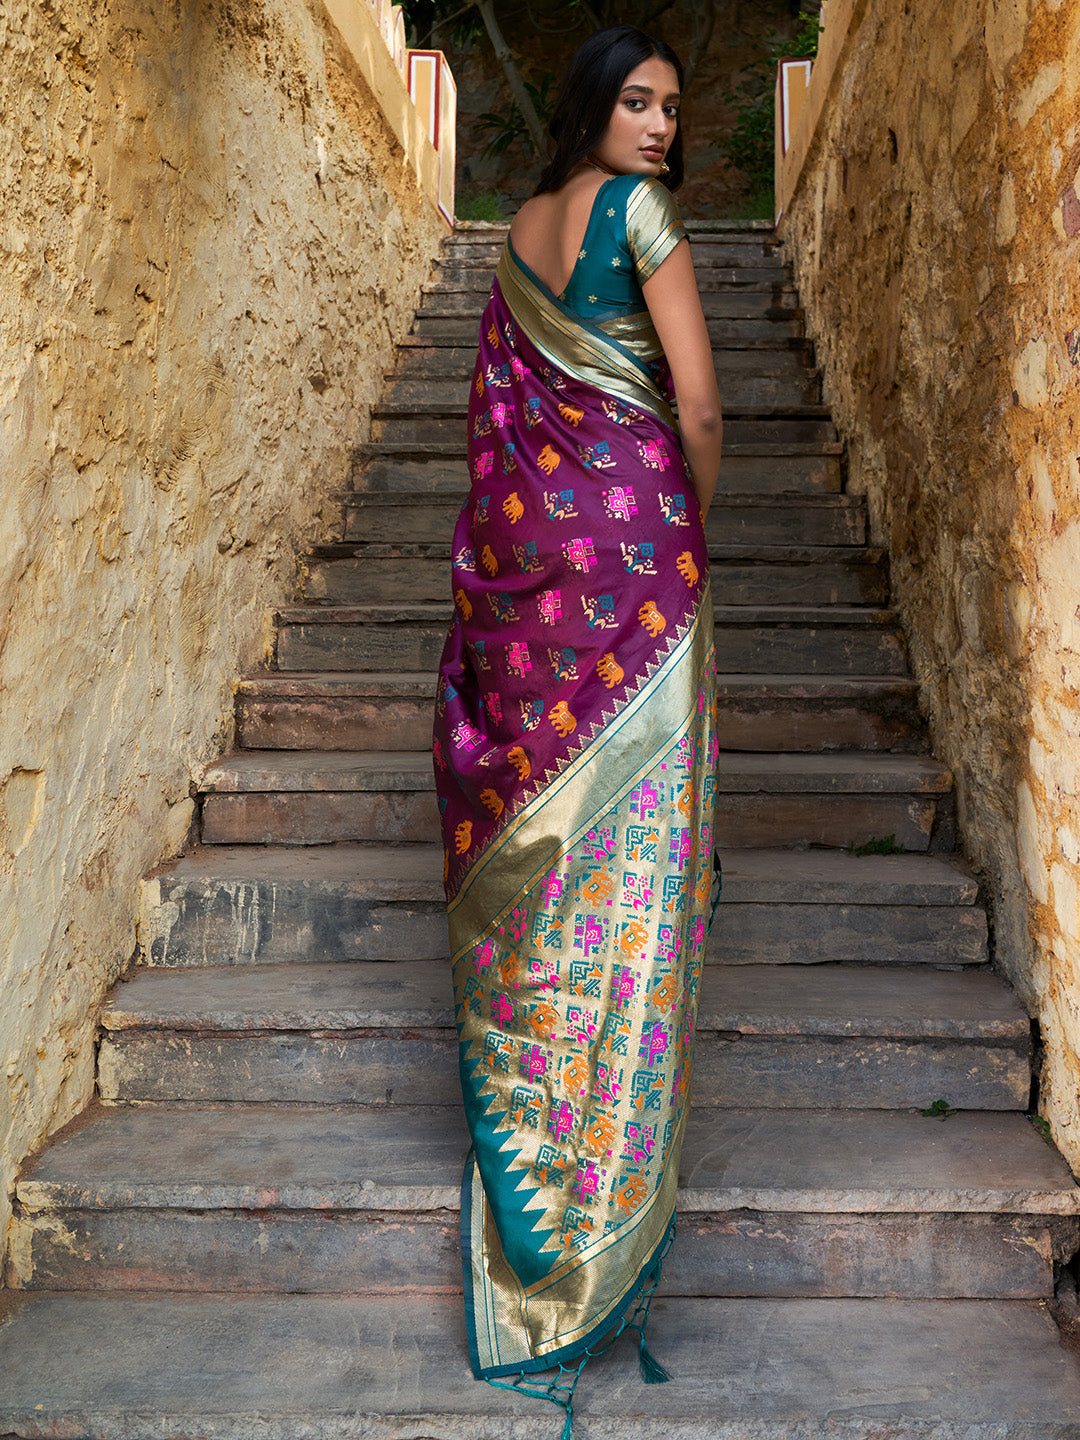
[534,26,685,196]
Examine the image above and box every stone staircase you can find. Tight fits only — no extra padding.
[4,225,1080,1436]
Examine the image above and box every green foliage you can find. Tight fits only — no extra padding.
[1029,1114,1054,1144]
[788,8,825,59]
[725,186,776,222]
[724,75,774,190]
[720,8,823,191]
[921,1099,958,1121]
[846,834,906,856]
[474,73,555,159]
[456,189,510,222]
[399,0,484,48]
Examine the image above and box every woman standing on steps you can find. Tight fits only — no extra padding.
[432,25,723,1435]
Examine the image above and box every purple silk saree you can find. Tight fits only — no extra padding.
[433,218,718,1414]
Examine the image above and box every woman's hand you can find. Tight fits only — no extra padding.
[642,238,723,512]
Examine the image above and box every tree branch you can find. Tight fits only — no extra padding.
[639,0,676,29]
[684,0,716,88]
[474,0,549,157]
[574,0,603,27]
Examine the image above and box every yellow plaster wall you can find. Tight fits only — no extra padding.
[0,0,444,1259]
[781,2,1080,1164]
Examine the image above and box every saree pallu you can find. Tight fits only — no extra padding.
[434,241,718,1390]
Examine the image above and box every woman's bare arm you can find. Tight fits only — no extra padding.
[642,238,723,512]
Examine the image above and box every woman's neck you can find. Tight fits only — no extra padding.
[579,155,620,179]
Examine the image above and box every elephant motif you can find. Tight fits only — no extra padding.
[528,999,558,1039]
[454,589,472,621]
[508,746,531,781]
[619,918,649,959]
[480,788,504,818]
[651,972,679,1014]
[583,1111,617,1158]
[549,700,577,736]
[615,1173,648,1215]
[596,652,624,689]
[580,871,615,906]
[561,1054,591,1094]
[676,551,699,587]
[502,491,524,523]
[537,444,561,475]
[638,601,666,637]
[454,821,473,855]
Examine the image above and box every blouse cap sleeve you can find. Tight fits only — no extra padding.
[626,178,688,283]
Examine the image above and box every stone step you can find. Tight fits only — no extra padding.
[356,435,843,459]
[198,749,953,852]
[381,377,826,415]
[437,248,786,269]
[392,343,817,381]
[342,491,865,547]
[236,671,923,754]
[447,223,773,240]
[352,446,843,494]
[274,602,909,676]
[96,960,1030,1109]
[11,1107,1075,1298]
[436,241,787,270]
[381,373,825,417]
[138,845,988,969]
[450,224,774,235]
[417,289,800,321]
[370,411,837,447]
[412,313,806,345]
[4,1292,1080,1439]
[302,544,888,607]
[393,366,823,411]
[427,267,792,294]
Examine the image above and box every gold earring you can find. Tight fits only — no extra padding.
[659,160,670,175]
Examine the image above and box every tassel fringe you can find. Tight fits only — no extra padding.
[638,1331,671,1385]
[485,1214,678,1435]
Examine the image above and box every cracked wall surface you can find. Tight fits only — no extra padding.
[782,1,1080,1166]
[0,0,444,1265]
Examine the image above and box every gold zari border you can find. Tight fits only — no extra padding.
[496,245,677,431]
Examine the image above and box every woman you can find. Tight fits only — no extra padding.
[433,25,723,1433]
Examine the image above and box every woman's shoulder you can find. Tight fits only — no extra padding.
[607,175,683,246]
[622,175,682,220]
[509,191,554,233]
[622,178,687,280]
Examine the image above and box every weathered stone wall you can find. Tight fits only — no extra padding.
[782,3,1080,1163]
[0,0,444,1261]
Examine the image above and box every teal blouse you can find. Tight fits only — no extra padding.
[555,173,688,370]
[561,173,687,320]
